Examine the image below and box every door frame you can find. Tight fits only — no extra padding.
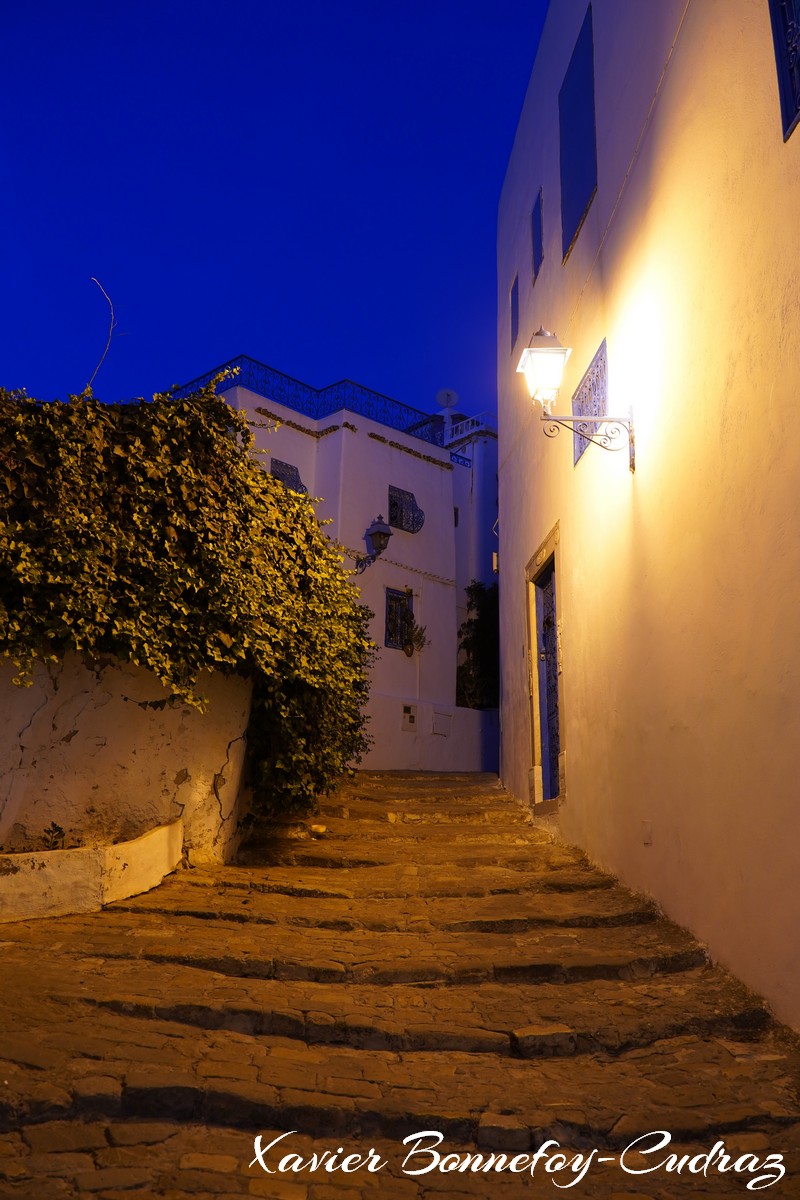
[525,523,566,812]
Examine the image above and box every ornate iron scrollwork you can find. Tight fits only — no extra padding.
[538,338,634,469]
[388,486,425,533]
[270,458,308,494]
[571,341,607,463]
[540,412,635,472]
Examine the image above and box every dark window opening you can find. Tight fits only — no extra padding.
[454,506,460,528]
[559,5,598,260]
[532,188,544,282]
[510,275,519,351]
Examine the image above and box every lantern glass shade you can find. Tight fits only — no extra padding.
[366,515,392,556]
[516,327,572,407]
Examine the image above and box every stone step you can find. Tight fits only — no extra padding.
[2,1011,798,1151]
[252,817,545,845]
[3,770,797,1198]
[0,908,707,985]
[6,1119,796,1199]
[51,956,770,1057]
[111,874,657,932]
[238,840,593,872]
[319,800,533,825]
[161,860,620,900]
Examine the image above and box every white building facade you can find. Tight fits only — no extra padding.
[178,358,498,772]
[498,0,800,1029]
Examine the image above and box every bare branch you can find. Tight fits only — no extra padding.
[86,278,117,390]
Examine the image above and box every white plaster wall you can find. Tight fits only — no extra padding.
[498,0,800,1028]
[0,655,252,864]
[361,695,499,772]
[231,385,465,755]
[229,385,321,499]
[453,436,499,598]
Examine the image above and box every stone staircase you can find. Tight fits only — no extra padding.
[0,772,798,1197]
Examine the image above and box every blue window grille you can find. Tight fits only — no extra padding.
[385,588,413,650]
[532,188,544,282]
[510,275,519,351]
[270,458,307,494]
[559,5,598,260]
[768,0,800,138]
[388,485,425,533]
[572,340,608,464]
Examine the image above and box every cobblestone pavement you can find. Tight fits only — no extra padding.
[1,772,799,1198]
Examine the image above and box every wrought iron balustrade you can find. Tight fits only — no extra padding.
[171,356,447,448]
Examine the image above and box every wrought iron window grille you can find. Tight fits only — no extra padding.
[270,458,308,494]
[571,340,608,465]
[385,588,414,650]
[388,486,425,533]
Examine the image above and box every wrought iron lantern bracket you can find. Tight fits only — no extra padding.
[354,551,379,574]
[354,515,393,573]
[540,409,635,473]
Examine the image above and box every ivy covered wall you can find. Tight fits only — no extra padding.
[0,382,374,820]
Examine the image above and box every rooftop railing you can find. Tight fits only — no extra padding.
[172,356,447,448]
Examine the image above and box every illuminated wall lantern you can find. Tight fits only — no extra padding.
[517,326,635,472]
[516,326,572,408]
[355,515,393,573]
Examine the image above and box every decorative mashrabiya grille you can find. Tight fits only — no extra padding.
[388,486,425,534]
[270,458,307,495]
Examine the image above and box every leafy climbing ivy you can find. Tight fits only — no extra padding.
[0,381,375,817]
[456,580,499,709]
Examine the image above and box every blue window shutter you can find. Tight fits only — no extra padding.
[510,275,519,350]
[768,0,800,139]
[532,188,544,282]
[559,5,598,260]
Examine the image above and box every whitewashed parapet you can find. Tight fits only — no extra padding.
[0,654,252,867]
[0,818,183,923]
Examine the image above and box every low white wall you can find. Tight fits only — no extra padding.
[0,819,183,922]
[361,693,499,772]
[0,655,252,865]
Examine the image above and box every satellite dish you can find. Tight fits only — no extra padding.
[436,388,459,409]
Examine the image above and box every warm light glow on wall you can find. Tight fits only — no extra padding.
[610,268,667,422]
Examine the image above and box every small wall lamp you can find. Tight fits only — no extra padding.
[354,515,393,573]
[517,327,635,473]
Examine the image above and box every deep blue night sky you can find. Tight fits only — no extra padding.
[3,2,548,416]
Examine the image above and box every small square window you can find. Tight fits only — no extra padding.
[510,275,519,351]
[532,188,544,282]
[385,588,413,650]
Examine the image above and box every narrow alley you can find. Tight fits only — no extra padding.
[1,773,798,1197]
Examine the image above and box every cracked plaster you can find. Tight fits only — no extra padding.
[0,654,252,864]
